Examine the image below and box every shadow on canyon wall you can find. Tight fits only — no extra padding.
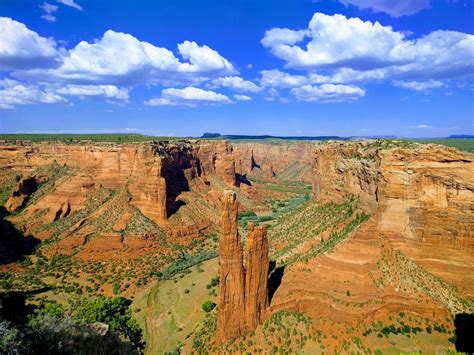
[0,207,40,265]
[236,173,252,187]
[454,313,474,352]
[268,260,284,305]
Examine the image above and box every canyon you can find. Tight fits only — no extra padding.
[0,138,473,353]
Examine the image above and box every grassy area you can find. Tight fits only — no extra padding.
[413,138,474,152]
[133,258,218,354]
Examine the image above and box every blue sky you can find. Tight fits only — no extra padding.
[0,0,473,137]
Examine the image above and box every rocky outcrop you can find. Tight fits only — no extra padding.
[217,191,269,343]
[217,190,246,341]
[245,223,269,331]
[5,177,38,212]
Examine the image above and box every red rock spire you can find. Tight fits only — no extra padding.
[217,191,269,343]
[217,190,246,342]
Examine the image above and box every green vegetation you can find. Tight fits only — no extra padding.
[201,300,216,313]
[414,138,474,152]
[268,196,368,267]
[137,258,219,354]
[192,312,217,353]
[159,250,218,280]
[260,311,313,354]
[0,295,144,354]
[67,296,143,349]
[0,172,20,205]
[0,133,180,143]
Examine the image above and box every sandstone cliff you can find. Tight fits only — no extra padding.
[233,142,315,182]
[0,140,236,227]
[266,141,473,336]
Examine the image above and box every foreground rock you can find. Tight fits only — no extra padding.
[217,190,269,343]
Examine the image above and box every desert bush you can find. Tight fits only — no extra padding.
[201,301,216,313]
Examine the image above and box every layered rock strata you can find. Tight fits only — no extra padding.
[0,140,237,226]
[233,142,315,182]
[309,141,474,298]
[217,191,269,342]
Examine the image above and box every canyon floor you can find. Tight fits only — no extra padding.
[0,137,473,354]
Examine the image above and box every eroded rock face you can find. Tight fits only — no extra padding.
[5,177,38,212]
[312,142,380,212]
[217,191,269,342]
[0,140,237,226]
[217,190,246,341]
[233,142,316,182]
[310,141,474,298]
[245,223,269,331]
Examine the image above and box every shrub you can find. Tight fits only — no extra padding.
[70,296,144,350]
[210,276,219,287]
[201,301,216,313]
[112,283,120,295]
[238,210,257,219]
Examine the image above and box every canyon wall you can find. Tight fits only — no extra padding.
[267,142,473,329]
[311,142,474,296]
[0,140,236,227]
[233,142,315,182]
[217,191,269,343]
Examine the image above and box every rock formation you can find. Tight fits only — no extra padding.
[0,140,237,226]
[217,191,269,343]
[5,176,38,212]
[233,142,315,182]
[245,223,269,331]
[217,190,246,341]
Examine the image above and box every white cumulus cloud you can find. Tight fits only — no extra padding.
[262,13,474,82]
[0,79,66,109]
[290,84,365,103]
[211,76,261,92]
[145,86,232,107]
[0,17,61,70]
[17,30,236,86]
[260,69,309,88]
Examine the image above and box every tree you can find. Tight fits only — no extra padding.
[201,301,216,313]
[71,296,144,351]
